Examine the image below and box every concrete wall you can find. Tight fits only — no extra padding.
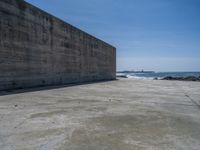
[0,0,116,91]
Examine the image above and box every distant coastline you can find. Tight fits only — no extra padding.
[117,71,200,81]
[117,70,155,74]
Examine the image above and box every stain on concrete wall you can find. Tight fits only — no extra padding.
[0,0,116,90]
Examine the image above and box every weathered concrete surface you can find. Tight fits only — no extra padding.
[0,0,116,91]
[0,79,200,150]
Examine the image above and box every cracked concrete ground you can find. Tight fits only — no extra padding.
[0,78,200,150]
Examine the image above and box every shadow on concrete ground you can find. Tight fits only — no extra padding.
[0,79,118,96]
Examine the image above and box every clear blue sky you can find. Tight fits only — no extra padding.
[26,0,200,72]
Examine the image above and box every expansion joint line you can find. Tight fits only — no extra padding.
[173,83,200,109]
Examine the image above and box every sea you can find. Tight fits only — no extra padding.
[117,72,200,80]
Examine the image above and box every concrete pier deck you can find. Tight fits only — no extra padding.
[0,79,200,150]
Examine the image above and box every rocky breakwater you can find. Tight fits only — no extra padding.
[162,76,200,82]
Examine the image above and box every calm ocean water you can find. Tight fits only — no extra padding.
[117,72,200,80]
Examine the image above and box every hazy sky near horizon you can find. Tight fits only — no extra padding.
[26,0,200,72]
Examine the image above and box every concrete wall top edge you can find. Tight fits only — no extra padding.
[21,0,116,50]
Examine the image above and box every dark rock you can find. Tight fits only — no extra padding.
[162,76,173,80]
[162,76,200,82]
[117,75,128,78]
[184,76,197,81]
